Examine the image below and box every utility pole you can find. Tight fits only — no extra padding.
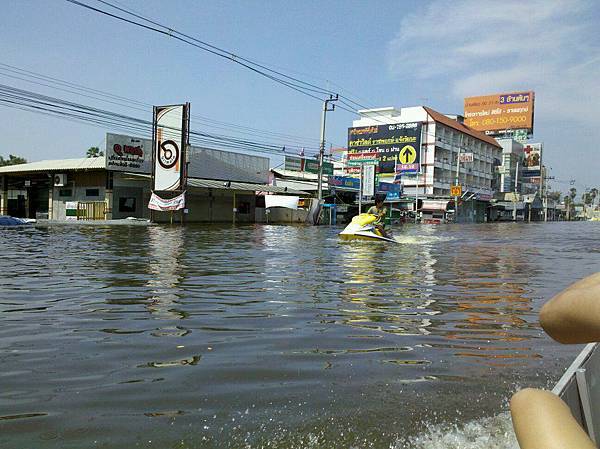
[317,94,338,202]
[513,160,519,221]
[454,139,461,223]
[415,171,419,224]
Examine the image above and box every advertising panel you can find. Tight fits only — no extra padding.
[347,122,422,177]
[105,133,152,174]
[522,142,542,178]
[464,91,534,134]
[153,104,189,192]
[148,191,186,211]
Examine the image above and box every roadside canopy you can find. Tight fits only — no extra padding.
[264,195,299,210]
[421,200,451,211]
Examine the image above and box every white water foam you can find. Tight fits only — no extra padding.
[393,413,519,449]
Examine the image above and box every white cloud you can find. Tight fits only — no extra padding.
[387,0,600,124]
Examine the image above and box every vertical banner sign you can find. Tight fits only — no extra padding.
[362,164,376,197]
[522,142,542,178]
[153,104,189,192]
[348,122,422,180]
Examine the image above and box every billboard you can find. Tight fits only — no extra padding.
[522,142,542,178]
[347,122,422,178]
[105,133,152,174]
[153,104,190,192]
[464,91,534,135]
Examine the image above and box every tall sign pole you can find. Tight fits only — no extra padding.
[317,94,338,202]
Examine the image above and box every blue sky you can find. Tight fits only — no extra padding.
[1,0,599,194]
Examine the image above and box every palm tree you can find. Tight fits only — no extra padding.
[86,147,104,158]
[591,188,598,207]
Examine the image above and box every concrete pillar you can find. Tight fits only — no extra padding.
[105,189,113,220]
[48,185,54,220]
[0,175,7,215]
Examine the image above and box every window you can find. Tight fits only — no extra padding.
[86,188,100,197]
[59,189,72,197]
[119,197,136,213]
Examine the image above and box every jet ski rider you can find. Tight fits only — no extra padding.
[367,193,390,238]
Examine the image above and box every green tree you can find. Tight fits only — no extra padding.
[0,154,27,167]
[86,146,104,158]
[547,190,562,202]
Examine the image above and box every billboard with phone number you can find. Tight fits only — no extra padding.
[464,91,534,135]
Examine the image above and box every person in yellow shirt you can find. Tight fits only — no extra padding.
[366,193,389,237]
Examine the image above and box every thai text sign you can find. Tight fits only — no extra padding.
[106,133,152,174]
[148,191,186,211]
[464,91,534,134]
[329,176,360,190]
[348,122,422,174]
[284,156,333,175]
[153,104,189,191]
[459,152,474,163]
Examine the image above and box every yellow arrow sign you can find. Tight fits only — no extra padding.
[398,145,417,165]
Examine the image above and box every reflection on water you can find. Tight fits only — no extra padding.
[0,222,598,448]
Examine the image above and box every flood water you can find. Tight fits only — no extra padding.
[1,221,599,448]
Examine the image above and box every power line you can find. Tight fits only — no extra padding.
[0,83,341,160]
[64,0,332,102]
[0,62,334,151]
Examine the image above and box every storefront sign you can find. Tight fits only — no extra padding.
[148,191,186,211]
[459,152,474,163]
[348,122,422,175]
[329,176,360,190]
[106,133,152,174]
[153,104,189,191]
[284,156,333,175]
[378,182,402,201]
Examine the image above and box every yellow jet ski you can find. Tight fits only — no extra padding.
[339,213,397,243]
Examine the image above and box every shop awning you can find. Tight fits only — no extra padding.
[187,178,307,195]
[421,200,451,211]
[264,195,299,210]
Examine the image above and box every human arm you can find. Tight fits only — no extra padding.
[539,272,600,344]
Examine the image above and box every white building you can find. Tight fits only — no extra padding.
[495,138,524,193]
[351,106,502,199]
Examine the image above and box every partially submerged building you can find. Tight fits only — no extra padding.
[0,133,306,223]
[350,106,503,222]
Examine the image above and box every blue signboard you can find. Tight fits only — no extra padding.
[378,182,402,201]
[328,176,360,190]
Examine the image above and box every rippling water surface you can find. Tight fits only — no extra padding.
[1,222,599,448]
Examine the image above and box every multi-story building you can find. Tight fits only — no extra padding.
[350,106,502,222]
[495,138,524,193]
